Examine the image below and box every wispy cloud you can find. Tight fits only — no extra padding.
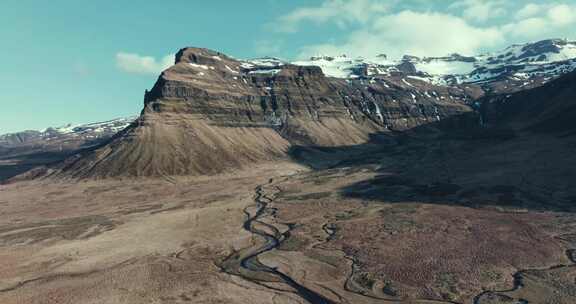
[298,10,504,59]
[449,0,508,23]
[503,3,576,38]
[115,52,174,75]
[276,0,388,32]
[514,3,544,20]
[274,0,576,59]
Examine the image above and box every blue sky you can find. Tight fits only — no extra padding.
[1,0,575,133]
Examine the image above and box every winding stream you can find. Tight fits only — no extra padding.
[222,181,336,304]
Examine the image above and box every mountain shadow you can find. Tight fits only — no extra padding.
[288,108,576,213]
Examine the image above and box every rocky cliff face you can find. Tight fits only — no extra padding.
[31,47,477,179]
[145,48,478,138]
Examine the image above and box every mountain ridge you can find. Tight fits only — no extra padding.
[0,116,137,144]
[291,38,576,85]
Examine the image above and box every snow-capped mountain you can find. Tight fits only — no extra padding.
[247,39,576,86]
[442,38,576,84]
[0,116,137,147]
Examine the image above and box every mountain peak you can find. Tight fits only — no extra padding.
[520,38,574,56]
[174,47,229,65]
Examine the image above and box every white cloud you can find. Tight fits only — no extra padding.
[451,0,507,23]
[502,17,548,38]
[276,1,576,60]
[515,3,544,20]
[548,4,576,26]
[298,11,504,59]
[276,0,388,32]
[116,52,173,75]
[504,3,576,38]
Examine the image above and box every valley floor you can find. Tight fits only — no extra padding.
[0,130,575,304]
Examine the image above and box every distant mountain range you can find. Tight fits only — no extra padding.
[0,116,136,146]
[0,116,136,160]
[293,38,576,85]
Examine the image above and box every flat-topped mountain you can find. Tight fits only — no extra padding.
[24,47,477,179]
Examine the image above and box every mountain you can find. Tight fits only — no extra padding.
[6,39,576,181]
[0,116,137,160]
[480,69,576,135]
[293,38,576,90]
[0,117,137,182]
[4,38,574,151]
[0,116,137,148]
[23,47,478,179]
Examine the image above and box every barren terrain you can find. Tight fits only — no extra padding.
[1,122,576,303]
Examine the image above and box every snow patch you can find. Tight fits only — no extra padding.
[225,65,239,73]
[189,63,210,70]
[402,79,415,87]
[249,69,282,75]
